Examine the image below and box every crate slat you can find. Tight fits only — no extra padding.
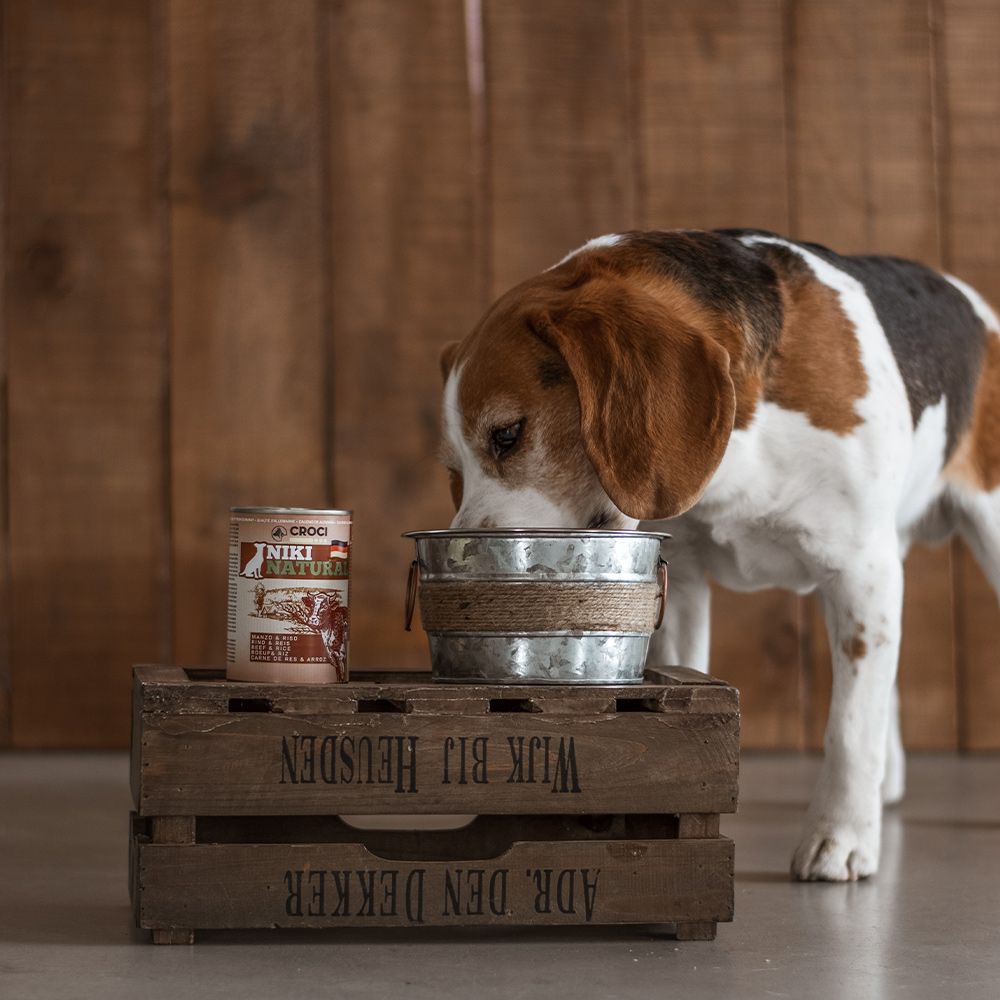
[135,666,737,716]
[137,709,738,816]
[137,837,733,930]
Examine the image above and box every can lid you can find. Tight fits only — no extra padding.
[231,507,353,516]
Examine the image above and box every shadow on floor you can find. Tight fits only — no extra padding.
[903,817,1000,831]
[735,871,792,884]
[183,924,692,947]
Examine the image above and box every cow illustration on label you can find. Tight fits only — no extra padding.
[228,508,353,684]
[302,592,348,681]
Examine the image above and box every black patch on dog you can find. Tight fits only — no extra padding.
[608,230,786,365]
[721,229,989,455]
[538,357,570,388]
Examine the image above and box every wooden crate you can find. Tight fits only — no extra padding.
[129,665,739,943]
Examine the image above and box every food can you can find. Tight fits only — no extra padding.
[227,507,353,683]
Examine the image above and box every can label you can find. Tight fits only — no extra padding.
[227,509,352,683]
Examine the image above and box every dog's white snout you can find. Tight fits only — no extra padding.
[450,509,496,530]
[451,485,578,531]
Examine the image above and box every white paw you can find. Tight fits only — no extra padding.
[791,819,879,882]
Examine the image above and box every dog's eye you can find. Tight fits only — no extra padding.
[490,420,523,458]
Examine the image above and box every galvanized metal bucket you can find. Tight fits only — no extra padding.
[403,530,669,684]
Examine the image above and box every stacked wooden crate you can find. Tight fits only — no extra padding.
[130,665,739,943]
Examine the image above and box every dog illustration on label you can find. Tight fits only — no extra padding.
[240,542,266,579]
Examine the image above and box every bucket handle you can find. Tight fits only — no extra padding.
[404,559,420,631]
[653,558,669,631]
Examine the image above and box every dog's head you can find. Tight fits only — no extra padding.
[439,232,782,529]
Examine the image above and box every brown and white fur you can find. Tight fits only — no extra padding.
[438,229,1000,882]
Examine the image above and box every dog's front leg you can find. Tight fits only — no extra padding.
[792,550,903,881]
[647,570,711,672]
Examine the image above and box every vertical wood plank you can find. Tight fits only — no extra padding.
[637,0,804,748]
[169,0,328,664]
[709,585,806,749]
[327,0,479,668]
[790,0,958,750]
[5,0,170,746]
[636,0,790,232]
[953,548,1000,750]
[150,816,196,944]
[486,0,635,292]
[0,4,9,747]
[791,0,941,255]
[940,0,1000,750]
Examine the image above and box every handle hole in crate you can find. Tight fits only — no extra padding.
[195,814,681,855]
[357,697,408,714]
[488,698,539,714]
[615,697,660,713]
[228,697,278,713]
[187,667,225,681]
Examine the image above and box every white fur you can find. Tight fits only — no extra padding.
[448,233,1000,881]
[946,274,1000,331]
[897,398,948,543]
[548,234,624,270]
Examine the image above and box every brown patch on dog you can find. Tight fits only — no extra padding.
[944,332,1000,489]
[842,636,867,661]
[628,271,763,430]
[532,276,736,520]
[842,622,867,663]
[538,358,570,388]
[764,276,867,434]
[732,370,764,430]
[440,340,461,380]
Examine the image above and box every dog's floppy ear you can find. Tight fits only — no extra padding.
[439,341,462,382]
[533,283,736,520]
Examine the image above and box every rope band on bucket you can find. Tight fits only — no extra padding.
[418,580,661,634]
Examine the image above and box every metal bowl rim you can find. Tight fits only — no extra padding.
[423,629,655,637]
[402,528,670,541]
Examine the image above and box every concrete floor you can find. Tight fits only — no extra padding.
[0,753,998,1000]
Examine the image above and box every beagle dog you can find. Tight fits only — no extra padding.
[438,229,1000,882]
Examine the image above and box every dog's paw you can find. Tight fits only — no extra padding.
[791,820,879,882]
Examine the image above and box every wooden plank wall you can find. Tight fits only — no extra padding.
[1,0,998,749]
[4,0,172,747]
[168,1,330,666]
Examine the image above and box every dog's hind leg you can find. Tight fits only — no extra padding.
[955,489,1000,599]
[882,682,905,804]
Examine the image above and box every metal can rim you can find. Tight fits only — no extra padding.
[402,528,670,541]
[231,506,353,516]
